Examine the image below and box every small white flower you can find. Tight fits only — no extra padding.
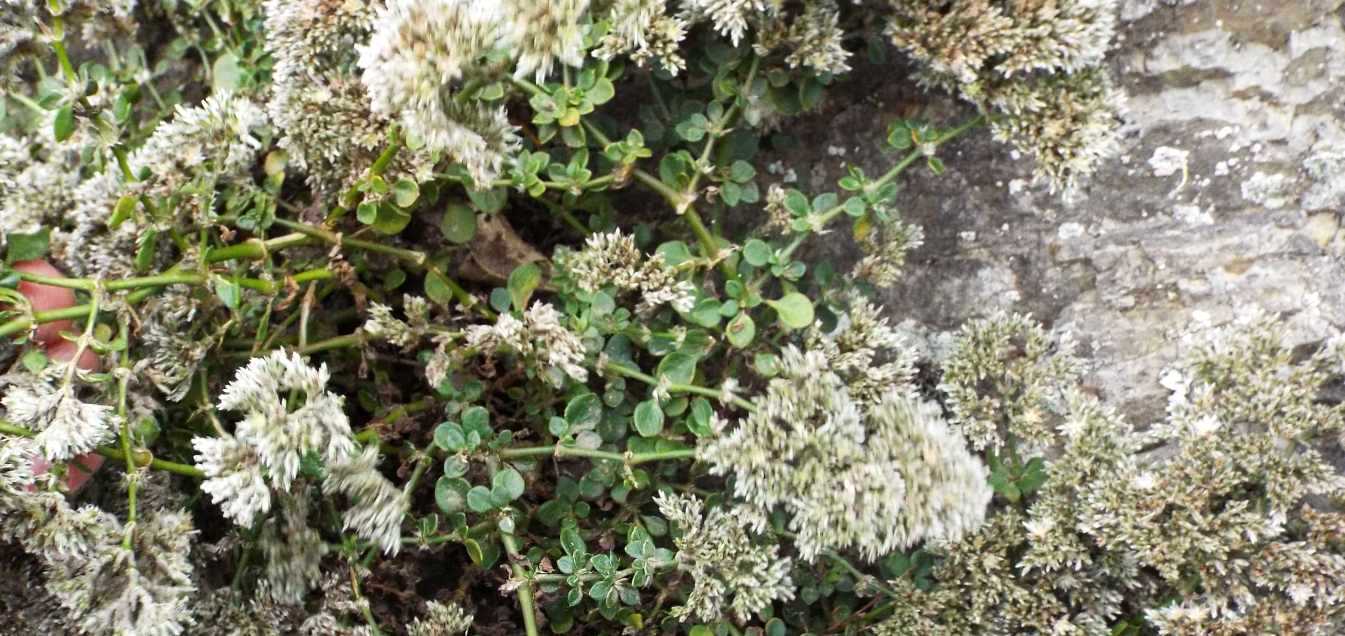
[217,351,354,491]
[325,446,407,556]
[193,436,272,528]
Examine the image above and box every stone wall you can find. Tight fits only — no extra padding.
[782,0,1345,422]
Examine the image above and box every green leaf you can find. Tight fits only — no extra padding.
[767,292,814,330]
[548,416,570,438]
[742,239,772,267]
[442,456,470,479]
[466,187,507,212]
[633,400,664,437]
[565,393,603,429]
[507,262,541,312]
[434,422,466,451]
[440,202,477,244]
[461,405,490,432]
[134,230,158,273]
[843,196,867,217]
[656,352,697,385]
[424,270,456,306]
[887,122,913,150]
[53,105,75,141]
[356,201,379,224]
[587,78,616,105]
[493,467,526,501]
[561,526,586,557]
[463,537,485,564]
[109,195,137,230]
[467,485,497,513]
[211,52,244,92]
[726,311,756,348]
[688,398,714,437]
[371,206,412,235]
[927,156,946,175]
[20,349,47,374]
[435,476,466,513]
[213,277,241,310]
[4,229,50,264]
[393,178,420,208]
[783,189,810,216]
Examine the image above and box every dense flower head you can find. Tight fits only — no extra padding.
[806,293,916,405]
[654,491,794,622]
[682,0,767,46]
[50,510,198,636]
[556,230,696,315]
[700,346,990,560]
[357,0,519,185]
[193,435,271,528]
[851,214,925,287]
[1,368,116,463]
[754,0,852,75]
[877,319,1345,635]
[407,601,475,636]
[127,93,270,227]
[216,350,355,490]
[504,0,590,81]
[939,312,1080,455]
[886,0,1122,188]
[594,0,688,74]
[429,301,590,389]
[324,445,407,556]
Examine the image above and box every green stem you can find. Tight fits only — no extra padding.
[779,116,984,262]
[603,362,757,413]
[2,267,334,338]
[115,318,137,542]
[497,444,696,465]
[328,130,404,224]
[500,530,541,636]
[0,420,205,478]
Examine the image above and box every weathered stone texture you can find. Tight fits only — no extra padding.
[782,0,1345,421]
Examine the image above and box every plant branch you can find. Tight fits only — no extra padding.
[500,529,541,636]
[0,420,205,478]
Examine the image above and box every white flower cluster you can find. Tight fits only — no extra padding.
[654,491,794,623]
[683,0,767,46]
[263,0,438,195]
[877,319,1345,635]
[194,351,408,600]
[214,350,355,490]
[50,511,198,636]
[363,295,432,350]
[357,0,524,186]
[886,0,1121,189]
[594,0,688,74]
[429,301,589,389]
[2,436,198,636]
[136,291,212,402]
[324,445,409,556]
[806,294,916,406]
[127,93,269,227]
[504,0,590,82]
[851,214,925,287]
[699,346,990,561]
[407,600,475,636]
[753,0,852,75]
[939,312,1080,455]
[0,136,79,240]
[2,367,115,463]
[556,230,696,315]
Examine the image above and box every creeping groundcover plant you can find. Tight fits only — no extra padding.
[3,1,1345,634]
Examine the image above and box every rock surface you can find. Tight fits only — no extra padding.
[781,0,1345,422]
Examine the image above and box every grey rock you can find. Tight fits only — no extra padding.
[773,0,1345,422]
